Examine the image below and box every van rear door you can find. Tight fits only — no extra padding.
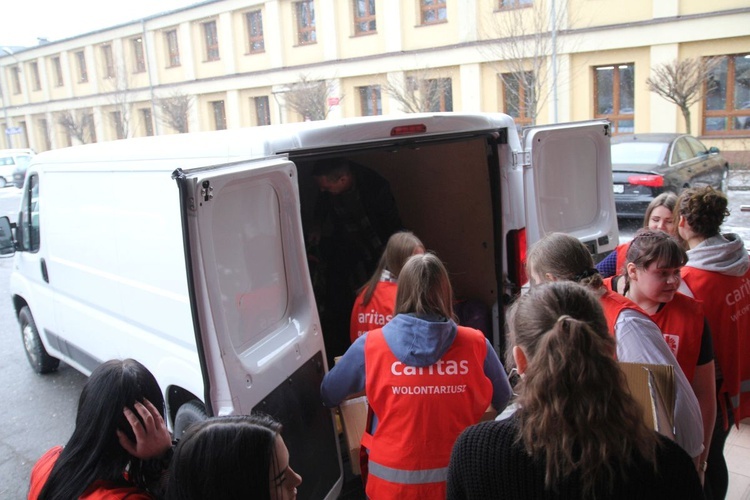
[174,157,342,500]
[522,120,618,255]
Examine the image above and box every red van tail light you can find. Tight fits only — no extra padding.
[390,124,427,136]
[508,228,527,292]
[627,174,664,187]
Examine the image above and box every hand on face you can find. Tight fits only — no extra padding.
[116,399,173,460]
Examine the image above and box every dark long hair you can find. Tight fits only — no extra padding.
[39,359,165,499]
[166,414,282,500]
[508,282,658,498]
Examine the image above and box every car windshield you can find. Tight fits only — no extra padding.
[16,156,32,168]
[611,142,668,165]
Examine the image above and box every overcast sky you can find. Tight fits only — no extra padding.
[1,0,201,49]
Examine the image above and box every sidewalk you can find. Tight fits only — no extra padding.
[727,419,750,499]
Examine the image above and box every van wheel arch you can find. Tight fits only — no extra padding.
[19,306,60,374]
[173,400,208,439]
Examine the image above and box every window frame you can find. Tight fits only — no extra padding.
[420,0,447,26]
[254,96,271,126]
[75,50,88,83]
[295,0,317,46]
[51,56,64,87]
[353,0,377,35]
[165,29,181,68]
[141,108,154,136]
[30,62,42,91]
[498,0,533,9]
[358,85,382,116]
[702,54,750,137]
[11,66,21,94]
[211,100,227,130]
[132,37,146,73]
[111,111,125,139]
[593,63,635,135]
[500,71,533,127]
[202,20,220,62]
[245,10,265,53]
[101,44,115,79]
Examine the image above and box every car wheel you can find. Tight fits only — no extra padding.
[173,400,208,439]
[0,177,7,189]
[19,306,60,374]
[720,166,729,193]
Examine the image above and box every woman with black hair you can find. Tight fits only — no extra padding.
[28,359,173,499]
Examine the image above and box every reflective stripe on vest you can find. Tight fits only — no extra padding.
[368,460,448,485]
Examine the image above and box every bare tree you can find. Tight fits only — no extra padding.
[157,91,193,133]
[283,75,339,121]
[646,57,722,135]
[102,67,135,139]
[381,69,453,113]
[57,110,95,145]
[480,2,571,125]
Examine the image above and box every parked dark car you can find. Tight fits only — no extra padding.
[611,133,729,218]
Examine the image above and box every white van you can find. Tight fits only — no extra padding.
[0,113,617,499]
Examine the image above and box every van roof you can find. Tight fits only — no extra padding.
[32,113,514,170]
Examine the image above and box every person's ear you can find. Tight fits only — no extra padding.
[545,273,557,282]
[512,346,528,375]
[678,215,686,228]
[626,262,638,281]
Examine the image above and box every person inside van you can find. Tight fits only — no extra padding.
[321,253,511,499]
[28,359,173,500]
[447,281,703,499]
[350,230,425,343]
[166,414,302,500]
[309,159,403,361]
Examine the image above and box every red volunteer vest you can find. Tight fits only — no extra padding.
[599,288,646,339]
[349,281,398,344]
[362,326,492,500]
[28,446,151,500]
[682,266,750,426]
[649,293,704,382]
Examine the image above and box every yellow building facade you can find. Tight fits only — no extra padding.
[1,0,749,159]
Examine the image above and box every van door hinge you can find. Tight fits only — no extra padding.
[513,151,531,168]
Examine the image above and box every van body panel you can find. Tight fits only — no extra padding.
[523,120,618,254]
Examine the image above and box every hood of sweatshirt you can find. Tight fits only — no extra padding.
[381,313,457,367]
[686,233,750,277]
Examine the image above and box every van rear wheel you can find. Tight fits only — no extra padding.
[173,400,208,439]
[19,306,60,374]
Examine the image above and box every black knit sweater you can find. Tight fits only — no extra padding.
[447,415,703,500]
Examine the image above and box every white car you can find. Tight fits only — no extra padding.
[0,148,35,188]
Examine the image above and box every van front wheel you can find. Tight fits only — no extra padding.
[20,306,60,374]
[173,400,208,439]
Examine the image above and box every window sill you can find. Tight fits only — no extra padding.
[351,31,377,38]
[293,41,318,47]
[245,49,266,55]
[416,20,448,28]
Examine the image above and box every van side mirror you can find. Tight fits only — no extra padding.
[0,216,16,256]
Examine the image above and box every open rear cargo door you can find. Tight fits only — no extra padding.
[174,157,342,500]
[523,120,618,255]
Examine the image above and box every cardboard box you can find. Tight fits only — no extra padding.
[619,362,675,440]
[339,395,369,476]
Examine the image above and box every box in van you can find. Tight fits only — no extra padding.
[0,113,617,499]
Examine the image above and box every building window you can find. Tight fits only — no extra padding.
[85,114,97,143]
[212,100,227,130]
[51,56,64,86]
[703,54,750,136]
[203,21,220,61]
[246,11,265,53]
[359,86,382,116]
[594,63,634,134]
[498,0,532,8]
[254,96,271,126]
[295,1,316,45]
[353,0,376,35]
[75,50,88,82]
[37,119,52,151]
[165,30,181,67]
[10,66,21,94]
[101,44,115,78]
[111,111,125,139]
[501,72,533,126]
[30,62,41,91]
[141,108,154,136]
[420,0,447,25]
[425,78,453,111]
[132,37,146,73]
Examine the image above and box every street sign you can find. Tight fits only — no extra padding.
[5,127,22,135]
